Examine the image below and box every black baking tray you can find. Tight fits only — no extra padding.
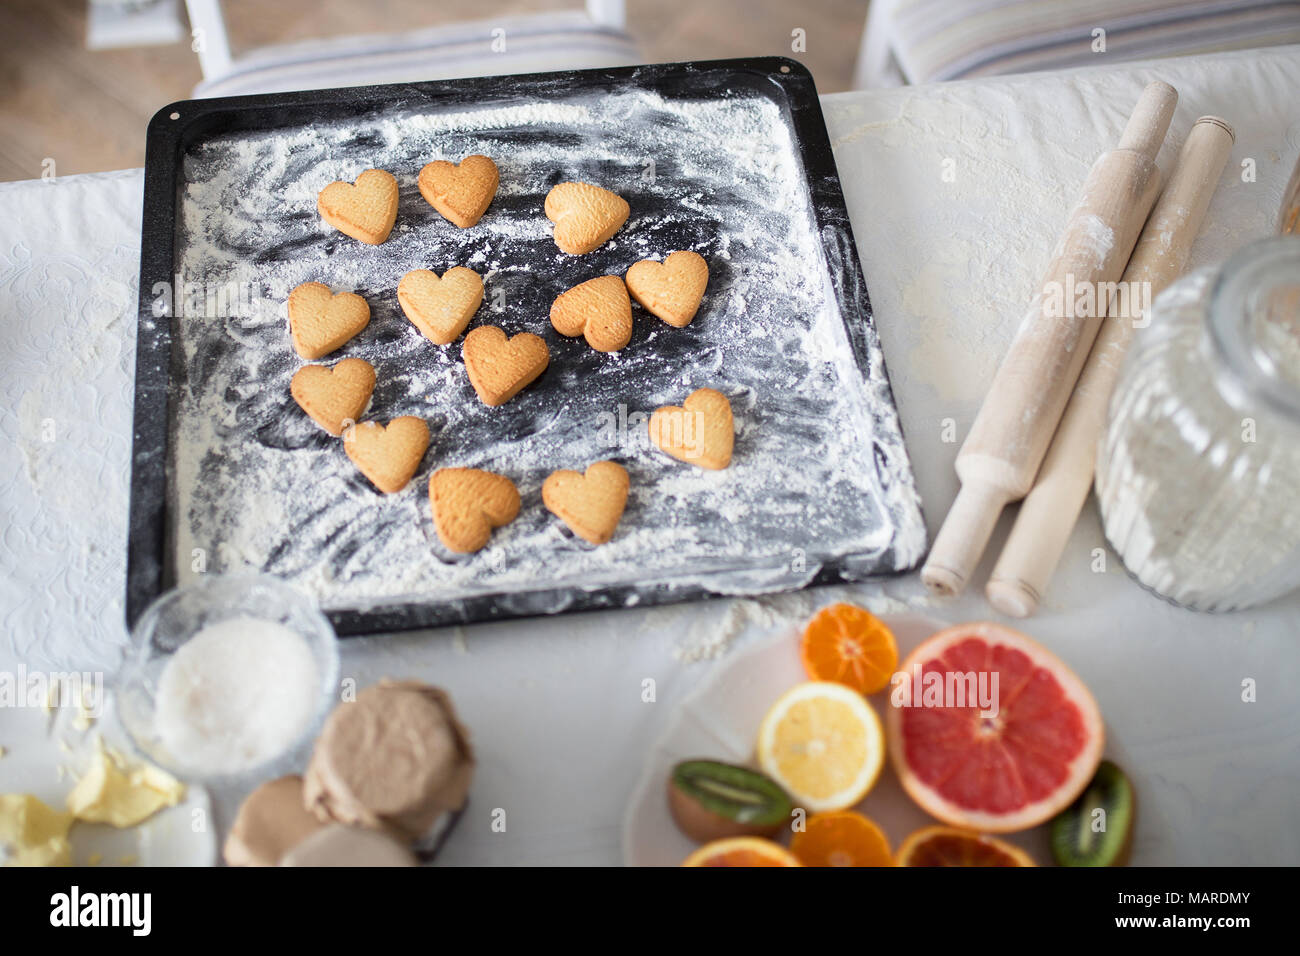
[126,57,926,636]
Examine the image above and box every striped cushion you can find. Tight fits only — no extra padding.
[887,0,1300,83]
[194,12,639,98]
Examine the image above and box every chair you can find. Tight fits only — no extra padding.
[855,0,1300,88]
[185,0,639,98]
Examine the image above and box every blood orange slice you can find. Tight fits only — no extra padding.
[887,622,1103,833]
[896,826,1036,867]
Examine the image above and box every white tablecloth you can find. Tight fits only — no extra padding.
[2,46,1298,865]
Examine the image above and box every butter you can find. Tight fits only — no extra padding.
[71,703,94,733]
[66,749,185,828]
[71,687,98,732]
[1,743,187,867]
[0,794,74,867]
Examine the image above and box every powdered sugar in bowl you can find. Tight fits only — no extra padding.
[117,574,339,780]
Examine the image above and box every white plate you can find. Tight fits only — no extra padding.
[622,613,1055,866]
[0,694,216,867]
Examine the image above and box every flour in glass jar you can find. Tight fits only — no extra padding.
[153,617,320,775]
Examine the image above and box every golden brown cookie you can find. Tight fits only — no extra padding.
[626,250,709,328]
[344,417,430,493]
[429,467,521,553]
[544,182,629,255]
[287,282,370,360]
[542,460,629,545]
[397,267,483,345]
[549,275,633,352]
[290,358,376,437]
[317,169,399,245]
[417,154,499,228]
[462,325,550,407]
[648,387,734,470]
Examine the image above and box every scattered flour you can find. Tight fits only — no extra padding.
[667,585,939,664]
[826,90,1099,404]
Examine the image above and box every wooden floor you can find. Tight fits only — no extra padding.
[0,0,867,182]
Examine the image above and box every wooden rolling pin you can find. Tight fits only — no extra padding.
[1281,150,1300,235]
[921,81,1176,597]
[986,116,1234,616]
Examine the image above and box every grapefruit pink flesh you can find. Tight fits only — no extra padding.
[888,623,1103,833]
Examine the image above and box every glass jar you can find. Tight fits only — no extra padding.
[1096,236,1300,611]
[117,573,339,779]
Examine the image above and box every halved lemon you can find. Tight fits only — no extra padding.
[756,681,885,813]
[681,837,802,867]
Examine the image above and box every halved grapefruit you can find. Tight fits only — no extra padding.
[886,622,1103,833]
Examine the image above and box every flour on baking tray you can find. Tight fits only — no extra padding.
[172,88,924,612]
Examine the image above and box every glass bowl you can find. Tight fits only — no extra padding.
[116,574,339,781]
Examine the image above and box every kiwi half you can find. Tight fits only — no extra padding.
[1050,760,1135,866]
[668,759,795,843]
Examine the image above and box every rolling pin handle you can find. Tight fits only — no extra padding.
[986,576,1041,619]
[920,482,1010,597]
[1117,81,1179,160]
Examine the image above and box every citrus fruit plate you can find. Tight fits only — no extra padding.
[622,611,1104,866]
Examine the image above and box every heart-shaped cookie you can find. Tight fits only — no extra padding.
[626,250,709,328]
[317,169,399,245]
[462,325,550,407]
[418,154,499,228]
[344,417,430,494]
[397,267,484,345]
[428,467,521,553]
[544,182,629,255]
[290,358,376,437]
[648,387,734,470]
[550,275,633,352]
[542,460,629,545]
[287,282,371,359]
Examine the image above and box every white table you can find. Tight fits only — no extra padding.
[2,46,1298,866]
